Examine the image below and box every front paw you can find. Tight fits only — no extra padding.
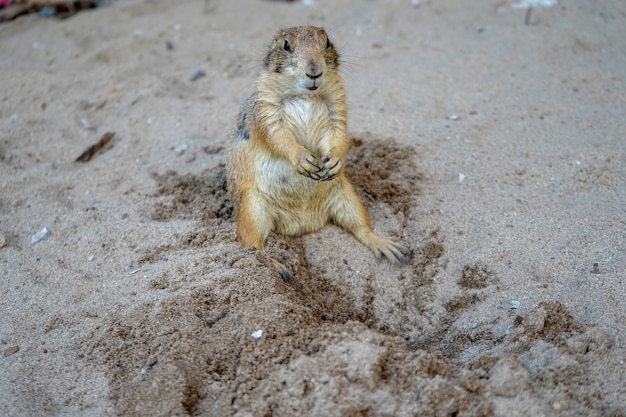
[296,150,324,180]
[317,156,344,181]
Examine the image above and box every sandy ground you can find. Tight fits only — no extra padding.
[1,0,625,416]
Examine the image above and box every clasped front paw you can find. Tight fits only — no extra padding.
[316,155,343,181]
[296,152,343,181]
[296,150,323,179]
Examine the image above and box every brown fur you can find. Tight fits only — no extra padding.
[227,26,409,280]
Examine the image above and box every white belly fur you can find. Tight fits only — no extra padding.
[282,96,330,153]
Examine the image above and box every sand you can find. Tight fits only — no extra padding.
[1,0,625,416]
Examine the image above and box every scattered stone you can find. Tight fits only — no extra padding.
[88,255,95,261]
[251,329,263,339]
[0,233,7,248]
[511,300,521,309]
[31,227,50,245]
[80,118,94,129]
[174,144,188,154]
[512,0,557,8]
[189,69,206,82]
[592,262,600,274]
[37,7,57,17]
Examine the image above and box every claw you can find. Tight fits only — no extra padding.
[272,258,294,282]
[306,171,322,181]
[279,269,294,283]
[297,150,325,180]
[373,237,411,265]
[323,159,339,171]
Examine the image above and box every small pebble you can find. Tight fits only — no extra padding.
[174,144,188,154]
[510,300,521,309]
[449,114,459,121]
[592,262,600,274]
[458,173,466,183]
[552,402,562,412]
[38,7,57,17]
[31,227,51,245]
[80,118,94,129]
[88,255,95,262]
[512,0,557,9]
[0,233,7,248]
[189,69,206,82]
[251,329,263,339]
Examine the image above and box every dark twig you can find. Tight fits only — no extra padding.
[75,131,115,162]
[524,7,533,25]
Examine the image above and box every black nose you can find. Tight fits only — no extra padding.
[306,60,322,79]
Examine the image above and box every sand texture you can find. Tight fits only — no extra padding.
[1,0,625,416]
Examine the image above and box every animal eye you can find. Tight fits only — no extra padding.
[326,38,331,49]
[283,40,291,52]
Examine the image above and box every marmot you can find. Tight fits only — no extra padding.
[227,26,409,280]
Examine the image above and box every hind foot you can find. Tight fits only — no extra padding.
[362,232,411,264]
[271,258,293,282]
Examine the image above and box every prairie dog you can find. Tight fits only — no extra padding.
[227,26,409,280]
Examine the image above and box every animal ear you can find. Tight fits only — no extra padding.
[283,39,291,53]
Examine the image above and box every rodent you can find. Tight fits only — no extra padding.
[227,26,409,280]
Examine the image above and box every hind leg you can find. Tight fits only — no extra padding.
[236,192,293,281]
[328,180,410,264]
